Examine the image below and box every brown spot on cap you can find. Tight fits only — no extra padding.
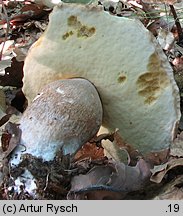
[118,75,127,84]
[66,15,96,39]
[136,53,170,105]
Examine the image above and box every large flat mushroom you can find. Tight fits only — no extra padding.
[23,3,180,154]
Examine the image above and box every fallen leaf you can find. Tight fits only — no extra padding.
[150,158,183,183]
[0,89,6,112]
[172,56,183,71]
[0,114,11,127]
[0,60,12,74]
[157,29,175,50]
[1,131,11,152]
[68,159,151,200]
[74,142,104,161]
[68,189,123,200]
[153,175,183,200]
[142,0,178,4]
[2,122,21,158]
[0,57,23,88]
[96,129,140,165]
[0,147,5,185]
[170,132,183,157]
[112,130,140,165]
[8,3,48,26]
[144,149,169,166]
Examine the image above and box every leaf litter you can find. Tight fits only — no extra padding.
[1,0,183,199]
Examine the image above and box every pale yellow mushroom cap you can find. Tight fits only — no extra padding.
[23,3,180,153]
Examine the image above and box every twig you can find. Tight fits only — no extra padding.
[164,3,170,31]
[169,4,183,43]
[139,0,160,19]
[43,173,50,191]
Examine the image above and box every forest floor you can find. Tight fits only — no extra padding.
[1,0,183,199]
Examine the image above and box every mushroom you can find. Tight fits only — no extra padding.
[8,78,102,197]
[11,78,102,163]
[22,3,180,156]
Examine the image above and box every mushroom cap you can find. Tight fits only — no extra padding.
[18,78,102,161]
[23,3,180,153]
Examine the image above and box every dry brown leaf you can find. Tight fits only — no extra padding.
[2,122,21,158]
[171,132,183,157]
[74,142,104,161]
[112,130,140,165]
[142,0,179,4]
[95,130,169,166]
[157,29,175,50]
[0,89,6,119]
[0,147,5,185]
[8,3,48,26]
[153,175,183,200]
[0,40,15,72]
[144,149,169,166]
[0,114,11,128]
[21,3,48,19]
[150,158,183,183]
[96,130,140,165]
[172,57,183,71]
[0,57,23,88]
[68,189,123,200]
[68,159,151,200]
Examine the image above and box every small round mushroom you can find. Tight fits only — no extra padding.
[11,78,102,163]
[23,3,180,156]
[8,78,102,197]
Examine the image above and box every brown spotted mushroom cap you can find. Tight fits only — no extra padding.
[22,3,180,153]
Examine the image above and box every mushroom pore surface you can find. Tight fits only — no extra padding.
[22,3,180,154]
